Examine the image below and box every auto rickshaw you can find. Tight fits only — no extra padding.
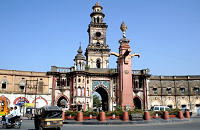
[25,107,34,120]
[0,96,10,116]
[34,106,63,130]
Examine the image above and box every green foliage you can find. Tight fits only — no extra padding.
[83,111,99,116]
[149,108,181,116]
[65,111,78,116]
[65,110,99,117]
[85,64,90,70]
[128,109,144,115]
[168,108,181,115]
[150,111,164,116]
[87,107,93,112]
[93,94,101,108]
[116,105,123,112]
[105,110,123,116]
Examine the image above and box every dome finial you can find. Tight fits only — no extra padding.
[120,22,127,38]
[78,42,83,53]
[95,2,100,6]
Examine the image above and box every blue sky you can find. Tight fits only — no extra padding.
[0,0,200,76]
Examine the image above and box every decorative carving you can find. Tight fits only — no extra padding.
[120,22,127,38]
[92,80,110,90]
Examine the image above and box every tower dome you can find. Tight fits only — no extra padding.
[90,2,105,23]
[74,45,85,60]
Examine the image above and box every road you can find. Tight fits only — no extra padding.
[17,117,200,130]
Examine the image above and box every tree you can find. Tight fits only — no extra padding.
[93,94,101,108]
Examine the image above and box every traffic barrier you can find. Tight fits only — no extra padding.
[77,111,83,122]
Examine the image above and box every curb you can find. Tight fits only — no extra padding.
[63,118,192,125]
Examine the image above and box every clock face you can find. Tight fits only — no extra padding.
[124,70,129,74]
[96,32,101,37]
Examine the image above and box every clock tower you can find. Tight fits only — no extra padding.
[85,2,111,69]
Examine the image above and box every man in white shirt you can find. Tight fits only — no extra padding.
[14,106,21,117]
[6,107,15,124]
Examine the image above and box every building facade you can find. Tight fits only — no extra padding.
[0,69,51,114]
[1,2,200,115]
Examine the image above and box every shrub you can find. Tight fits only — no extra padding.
[150,111,163,116]
[168,108,181,115]
[128,109,144,115]
[65,111,78,116]
[83,111,99,116]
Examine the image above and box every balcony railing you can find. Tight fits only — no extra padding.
[51,66,74,73]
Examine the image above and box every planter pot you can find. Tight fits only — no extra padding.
[99,112,106,122]
[65,115,76,119]
[150,115,161,118]
[169,115,176,118]
[106,116,120,119]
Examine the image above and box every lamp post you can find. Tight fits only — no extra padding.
[24,79,38,116]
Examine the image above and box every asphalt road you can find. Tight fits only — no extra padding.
[14,117,200,130]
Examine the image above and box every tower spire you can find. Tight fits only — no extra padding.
[90,2,105,23]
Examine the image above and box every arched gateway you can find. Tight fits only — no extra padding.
[93,84,110,111]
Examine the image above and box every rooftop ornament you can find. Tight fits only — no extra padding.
[120,22,127,38]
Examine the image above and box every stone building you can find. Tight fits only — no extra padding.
[1,2,200,115]
[0,69,51,114]
[148,76,200,114]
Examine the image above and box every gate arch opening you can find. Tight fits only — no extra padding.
[133,97,142,110]
[93,86,109,111]
[57,96,69,109]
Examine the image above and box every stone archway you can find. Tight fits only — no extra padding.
[57,96,69,109]
[133,97,142,110]
[93,86,109,111]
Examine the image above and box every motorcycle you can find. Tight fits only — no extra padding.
[0,115,22,129]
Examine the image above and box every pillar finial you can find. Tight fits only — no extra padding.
[120,22,127,38]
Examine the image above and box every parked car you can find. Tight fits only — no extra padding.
[150,106,170,111]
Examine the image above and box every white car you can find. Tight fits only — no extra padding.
[150,106,170,111]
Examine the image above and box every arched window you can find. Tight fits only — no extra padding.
[87,88,89,96]
[67,78,70,86]
[38,81,44,93]
[96,42,100,46]
[79,62,81,70]
[77,87,81,96]
[96,59,100,68]
[1,81,6,90]
[78,78,81,83]
[82,87,84,96]
[19,81,25,91]
[97,17,99,23]
[74,87,76,96]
